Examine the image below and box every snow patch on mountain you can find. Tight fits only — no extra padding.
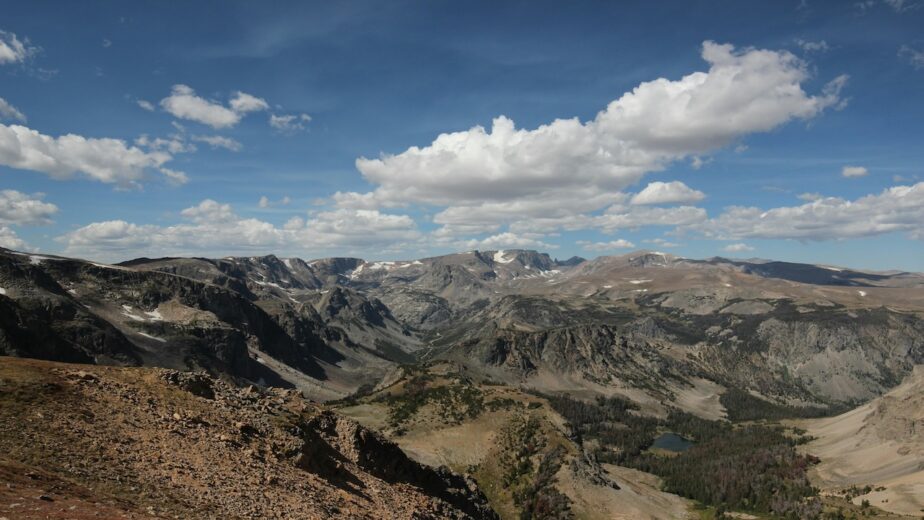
[493,250,515,264]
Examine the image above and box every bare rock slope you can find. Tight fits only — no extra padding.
[799,365,924,517]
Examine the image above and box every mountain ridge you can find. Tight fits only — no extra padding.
[4,245,922,408]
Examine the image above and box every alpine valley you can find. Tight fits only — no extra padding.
[2,246,923,519]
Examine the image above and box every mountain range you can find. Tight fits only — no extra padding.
[2,246,923,518]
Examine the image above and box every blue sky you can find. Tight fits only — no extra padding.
[1,0,923,270]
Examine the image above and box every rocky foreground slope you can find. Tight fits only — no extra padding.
[0,357,496,519]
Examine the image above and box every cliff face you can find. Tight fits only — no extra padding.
[0,250,333,388]
[0,357,497,519]
[443,302,924,409]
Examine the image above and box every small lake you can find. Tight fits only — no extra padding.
[651,432,695,452]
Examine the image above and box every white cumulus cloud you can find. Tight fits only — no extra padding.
[229,91,269,113]
[0,190,58,225]
[341,41,845,248]
[295,208,420,249]
[841,165,868,178]
[0,31,37,65]
[458,232,555,251]
[159,85,268,129]
[355,41,845,213]
[696,182,924,241]
[331,191,387,210]
[0,122,180,187]
[0,226,30,251]
[630,181,705,205]
[60,201,420,261]
[594,204,707,233]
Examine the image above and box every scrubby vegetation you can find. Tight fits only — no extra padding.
[374,373,486,429]
[486,397,521,412]
[540,393,659,464]
[720,387,836,422]
[541,393,823,518]
[515,446,573,520]
[498,416,546,490]
[495,415,573,520]
[326,382,377,407]
[633,425,821,518]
